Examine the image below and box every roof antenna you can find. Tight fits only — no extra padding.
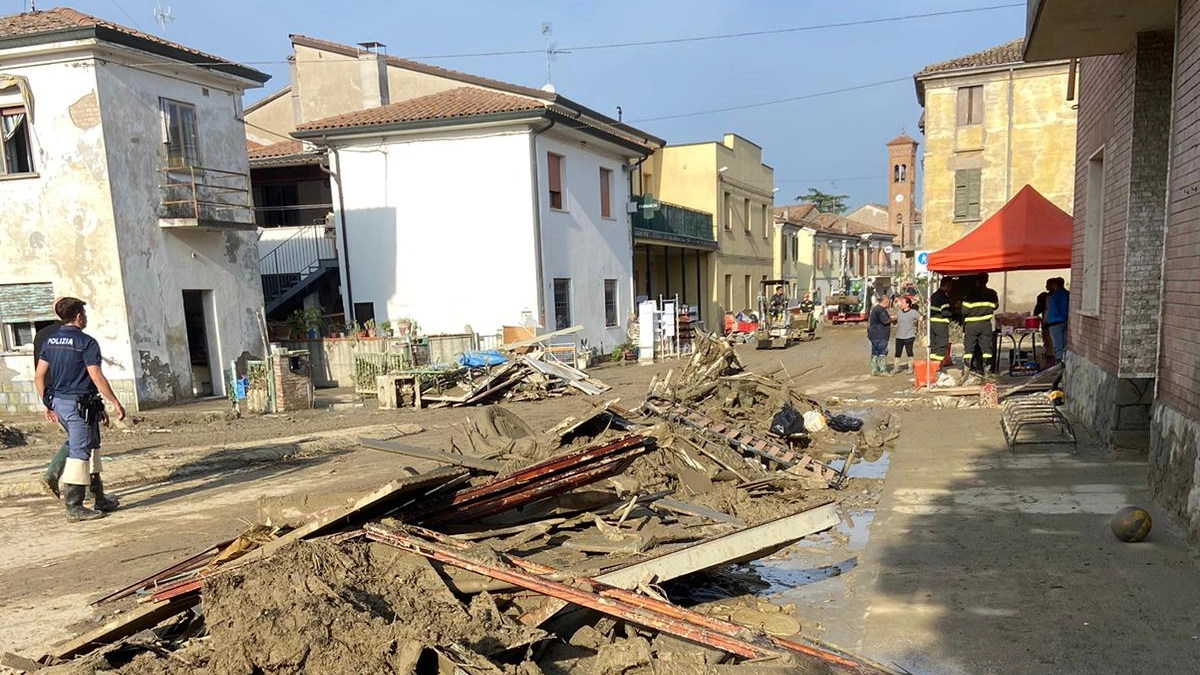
[540,23,570,93]
[153,1,174,34]
[616,106,623,122]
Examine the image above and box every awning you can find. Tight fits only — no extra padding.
[927,185,1072,274]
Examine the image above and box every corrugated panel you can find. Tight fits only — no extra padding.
[0,283,54,322]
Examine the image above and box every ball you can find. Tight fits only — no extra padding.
[1110,506,1152,542]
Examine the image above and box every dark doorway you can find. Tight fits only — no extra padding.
[182,290,215,396]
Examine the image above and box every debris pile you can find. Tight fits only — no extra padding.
[22,333,906,675]
[0,420,26,448]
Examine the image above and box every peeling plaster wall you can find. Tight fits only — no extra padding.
[0,55,136,411]
[94,62,265,406]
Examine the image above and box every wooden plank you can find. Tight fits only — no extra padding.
[654,497,745,525]
[359,438,505,473]
[523,502,840,628]
[46,596,200,662]
[499,325,583,351]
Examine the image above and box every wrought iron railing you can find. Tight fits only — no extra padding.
[253,203,335,228]
[159,165,253,225]
[632,198,716,245]
[260,224,336,304]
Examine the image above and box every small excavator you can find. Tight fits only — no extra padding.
[755,279,799,349]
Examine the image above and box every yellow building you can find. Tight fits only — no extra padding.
[635,134,775,326]
[915,39,1077,309]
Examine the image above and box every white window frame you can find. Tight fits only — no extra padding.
[1081,147,1105,317]
[603,279,618,327]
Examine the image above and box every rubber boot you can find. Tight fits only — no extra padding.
[870,356,883,376]
[90,474,120,513]
[40,441,69,500]
[64,484,105,522]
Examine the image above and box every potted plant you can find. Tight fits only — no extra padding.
[379,320,393,337]
[286,308,323,339]
[395,317,413,336]
[363,319,378,338]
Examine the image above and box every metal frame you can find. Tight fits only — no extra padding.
[1000,394,1076,454]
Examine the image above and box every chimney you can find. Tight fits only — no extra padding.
[357,42,390,108]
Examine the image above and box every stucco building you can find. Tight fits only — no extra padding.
[1023,0,1200,539]
[0,8,270,411]
[774,204,896,303]
[291,84,660,353]
[915,39,1077,309]
[634,135,775,324]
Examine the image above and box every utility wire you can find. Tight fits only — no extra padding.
[403,4,1024,59]
[627,77,911,123]
[105,0,143,31]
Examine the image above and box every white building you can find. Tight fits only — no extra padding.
[292,85,661,353]
[0,8,270,410]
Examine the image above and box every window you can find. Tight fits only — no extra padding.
[956,85,984,126]
[743,198,751,232]
[641,171,653,196]
[743,275,752,309]
[603,279,618,327]
[792,234,798,261]
[353,302,375,325]
[1081,149,1105,315]
[761,204,769,238]
[781,234,788,262]
[0,282,54,352]
[723,192,733,230]
[254,184,300,226]
[547,152,564,210]
[553,278,571,330]
[724,274,733,310]
[599,168,613,218]
[953,169,982,221]
[161,98,200,167]
[1,106,34,175]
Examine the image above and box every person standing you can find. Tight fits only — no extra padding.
[961,273,1000,376]
[1033,278,1055,369]
[893,296,920,374]
[867,295,893,376]
[34,298,126,522]
[1045,277,1070,364]
[928,277,955,365]
[32,301,68,499]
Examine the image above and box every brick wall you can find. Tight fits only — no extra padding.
[272,353,313,412]
[1070,54,1134,375]
[1120,32,1175,378]
[1161,0,1200,420]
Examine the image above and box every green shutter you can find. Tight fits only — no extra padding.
[954,171,969,219]
[954,169,982,221]
[0,282,54,323]
[967,169,982,220]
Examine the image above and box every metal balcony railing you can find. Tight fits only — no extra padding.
[632,198,716,247]
[159,165,253,226]
[260,224,337,305]
[253,203,335,228]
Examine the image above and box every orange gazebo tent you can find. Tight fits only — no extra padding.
[926,185,1072,274]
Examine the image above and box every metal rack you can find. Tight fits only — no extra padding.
[1000,394,1077,454]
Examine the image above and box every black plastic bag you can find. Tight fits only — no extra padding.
[826,413,864,433]
[769,403,806,437]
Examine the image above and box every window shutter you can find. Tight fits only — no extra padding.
[0,283,54,323]
[547,154,562,193]
[967,169,981,220]
[954,171,969,219]
[956,88,969,126]
[599,168,611,218]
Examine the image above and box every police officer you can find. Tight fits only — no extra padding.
[961,273,1000,375]
[33,298,126,522]
[928,277,955,364]
[33,299,68,499]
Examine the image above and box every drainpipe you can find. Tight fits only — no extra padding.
[528,119,556,327]
[320,141,356,323]
[1002,65,1016,312]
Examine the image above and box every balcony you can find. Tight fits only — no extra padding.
[1025,0,1174,62]
[159,166,255,230]
[632,197,717,250]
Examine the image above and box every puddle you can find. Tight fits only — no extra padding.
[830,451,890,480]
[751,508,877,647]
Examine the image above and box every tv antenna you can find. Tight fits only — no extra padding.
[540,23,571,90]
[153,1,174,34]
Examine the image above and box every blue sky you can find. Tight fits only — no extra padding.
[14,1,1026,209]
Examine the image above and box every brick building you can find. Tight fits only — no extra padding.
[1024,0,1200,539]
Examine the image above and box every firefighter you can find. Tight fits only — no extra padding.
[961,273,1000,375]
[928,277,954,364]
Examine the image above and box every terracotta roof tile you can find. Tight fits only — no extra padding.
[916,39,1024,77]
[774,204,893,238]
[887,134,918,146]
[0,7,255,76]
[295,87,546,133]
[248,140,307,159]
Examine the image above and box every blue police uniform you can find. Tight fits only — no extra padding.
[40,325,105,487]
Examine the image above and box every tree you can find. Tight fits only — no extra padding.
[797,188,849,215]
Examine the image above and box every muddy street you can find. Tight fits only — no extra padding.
[2,326,1198,674]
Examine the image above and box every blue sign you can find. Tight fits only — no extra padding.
[916,251,929,266]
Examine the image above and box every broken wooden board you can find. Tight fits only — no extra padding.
[521,502,840,628]
[654,497,744,526]
[498,325,583,352]
[358,437,505,473]
[521,356,610,395]
[42,595,200,663]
